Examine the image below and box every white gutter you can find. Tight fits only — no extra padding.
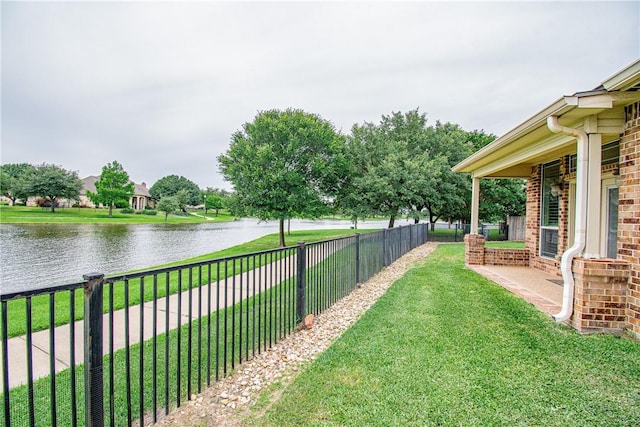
[546,116,588,322]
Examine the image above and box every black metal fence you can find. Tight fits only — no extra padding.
[0,223,428,427]
[424,223,508,242]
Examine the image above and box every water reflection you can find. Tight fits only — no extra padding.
[0,219,388,294]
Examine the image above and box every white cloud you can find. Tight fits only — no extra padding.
[2,1,638,188]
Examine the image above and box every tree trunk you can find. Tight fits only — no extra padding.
[388,215,395,228]
[279,218,286,247]
[414,217,419,224]
[287,218,291,235]
[109,201,114,218]
[50,197,56,213]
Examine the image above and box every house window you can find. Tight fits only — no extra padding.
[540,161,560,259]
[568,140,619,173]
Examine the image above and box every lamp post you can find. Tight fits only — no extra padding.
[203,194,207,216]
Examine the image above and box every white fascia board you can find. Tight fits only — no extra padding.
[471,133,575,178]
[453,98,571,173]
[601,59,640,91]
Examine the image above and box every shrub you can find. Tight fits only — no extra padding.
[141,209,157,216]
[120,208,135,214]
[35,198,58,208]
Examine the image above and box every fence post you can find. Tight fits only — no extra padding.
[296,242,306,324]
[382,229,388,267]
[410,225,414,249]
[355,233,361,284]
[83,272,105,427]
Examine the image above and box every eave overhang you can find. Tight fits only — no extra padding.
[453,90,640,178]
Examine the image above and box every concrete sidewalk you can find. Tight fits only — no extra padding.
[1,254,300,390]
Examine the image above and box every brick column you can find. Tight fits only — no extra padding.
[465,234,486,265]
[525,165,541,259]
[571,258,630,333]
[619,101,640,337]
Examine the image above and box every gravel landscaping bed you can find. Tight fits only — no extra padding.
[153,242,437,427]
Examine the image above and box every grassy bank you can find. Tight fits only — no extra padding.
[0,205,234,223]
[2,229,375,338]
[248,244,640,426]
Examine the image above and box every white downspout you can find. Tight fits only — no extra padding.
[546,116,588,322]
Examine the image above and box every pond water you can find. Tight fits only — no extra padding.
[0,218,389,294]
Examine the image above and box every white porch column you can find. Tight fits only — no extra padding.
[471,175,480,234]
[583,133,602,258]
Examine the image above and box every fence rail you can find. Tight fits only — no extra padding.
[1,223,428,426]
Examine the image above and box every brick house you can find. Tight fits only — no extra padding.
[78,175,154,209]
[453,59,640,337]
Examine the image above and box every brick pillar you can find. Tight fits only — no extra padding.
[619,101,640,337]
[465,234,486,265]
[571,258,630,333]
[525,165,540,260]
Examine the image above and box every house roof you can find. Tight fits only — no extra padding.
[80,176,99,194]
[81,175,150,197]
[453,59,640,178]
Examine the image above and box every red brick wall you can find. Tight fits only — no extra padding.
[572,258,630,333]
[619,101,640,337]
[484,248,530,266]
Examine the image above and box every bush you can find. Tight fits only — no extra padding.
[120,208,135,214]
[35,197,58,208]
[141,209,157,216]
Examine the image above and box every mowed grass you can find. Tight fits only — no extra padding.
[248,244,640,426]
[0,205,234,223]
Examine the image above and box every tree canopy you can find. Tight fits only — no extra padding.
[87,160,134,217]
[334,110,523,227]
[156,196,178,221]
[149,175,200,207]
[27,163,83,213]
[218,108,345,246]
[0,163,35,205]
[337,110,472,228]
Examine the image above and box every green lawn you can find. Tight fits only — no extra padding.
[248,244,640,426]
[0,205,235,223]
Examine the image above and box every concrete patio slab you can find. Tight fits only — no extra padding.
[467,264,563,317]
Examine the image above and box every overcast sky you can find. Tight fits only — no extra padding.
[2,1,638,189]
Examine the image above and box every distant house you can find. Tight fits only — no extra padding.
[453,59,640,337]
[131,181,154,210]
[79,175,154,209]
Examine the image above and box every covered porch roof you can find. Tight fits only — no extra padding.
[453,59,640,179]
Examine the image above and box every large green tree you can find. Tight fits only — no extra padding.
[417,122,474,227]
[149,175,201,207]
[87,160,135,217]
[218,108,345,246]
[27,163,83,213]
[0,163,35,205]
[340,110,450,228]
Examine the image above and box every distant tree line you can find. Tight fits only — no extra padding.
[0,162,232,220]
[0,163,83,213]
